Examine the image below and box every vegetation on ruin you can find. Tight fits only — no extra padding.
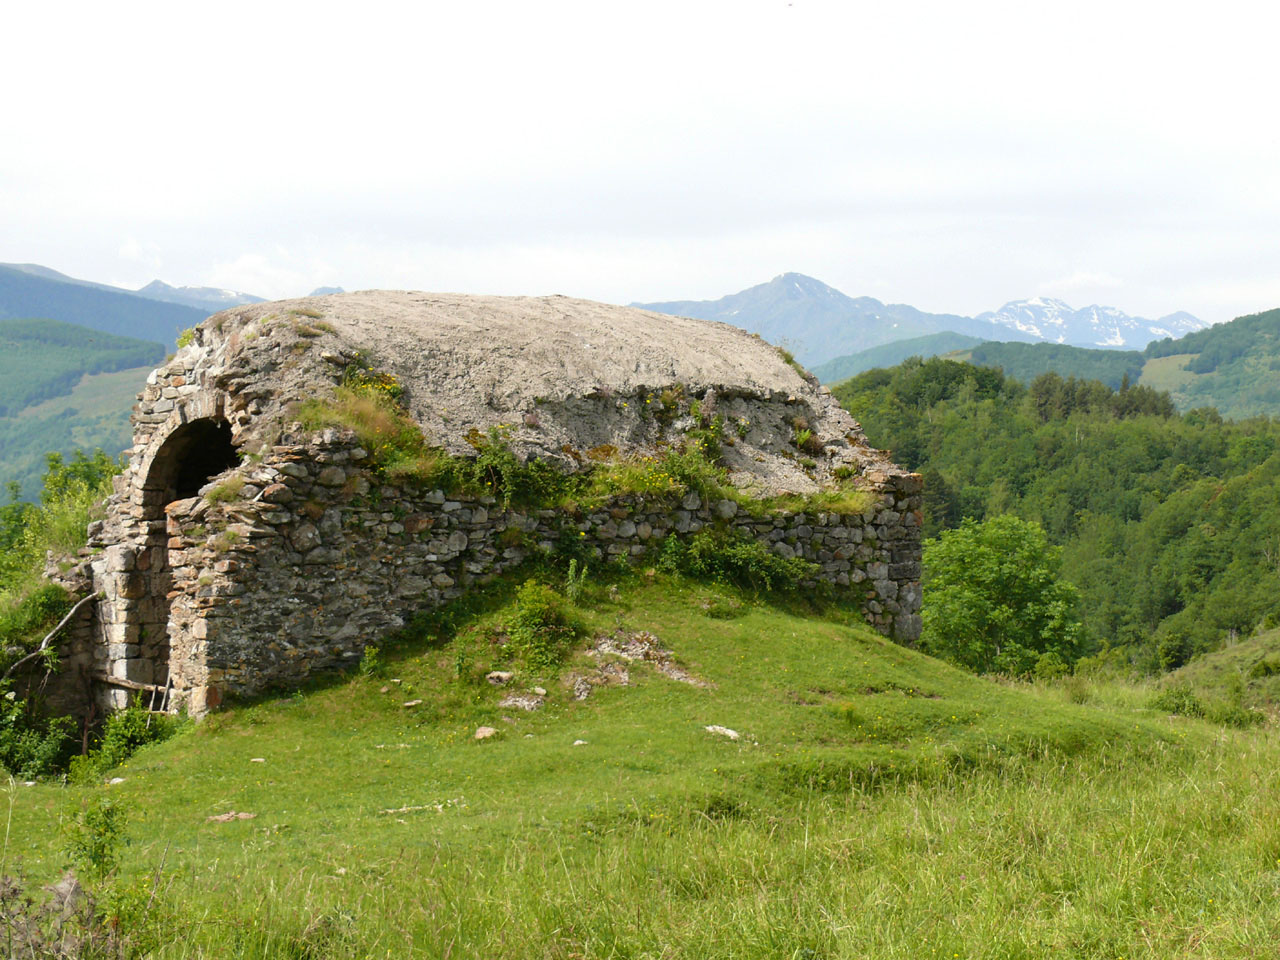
[3,570,1279,957]
[297,367,878,516]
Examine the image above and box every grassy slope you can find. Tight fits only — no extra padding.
[0,365,148,499]
[1170,625,1280,708]
[8,576,1280,957]
[813,332,987,384]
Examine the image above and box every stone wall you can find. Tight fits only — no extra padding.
[128,429,920,712]
[67,345,922,717]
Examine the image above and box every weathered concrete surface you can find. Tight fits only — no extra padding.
[54,291,923,717]
[192,291,898,495]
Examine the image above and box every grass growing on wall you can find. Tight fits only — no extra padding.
[297,383,879,517]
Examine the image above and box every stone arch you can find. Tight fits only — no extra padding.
[122,415,239,704]
[143,417,240,509]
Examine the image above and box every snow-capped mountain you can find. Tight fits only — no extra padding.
[975,298,1207,349]
[135,280,265,315]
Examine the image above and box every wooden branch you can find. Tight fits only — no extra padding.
[2,593,99,682]
[91,673,170,694]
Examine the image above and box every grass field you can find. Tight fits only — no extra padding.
[7,574,1279,958]
[1138,353,1198,394]
[1169,625,1280,708]
[16,365,150,422]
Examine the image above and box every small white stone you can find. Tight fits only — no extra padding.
[532,686,547,696]
[403,699,423,708]
[475,726,498,740]
[573,739,588,746]
[250,757,266,763]
[108,777,126,784]
[705,725,740,741]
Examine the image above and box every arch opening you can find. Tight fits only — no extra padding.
[134,417,239,699]
[148,418,240,506]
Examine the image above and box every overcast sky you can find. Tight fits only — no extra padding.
[3,0,1278,324]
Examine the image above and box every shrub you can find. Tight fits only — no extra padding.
[63,795,128,882]
[565,559,589,604]
[358,644,384,678]
[96,702,181,770]
[1148,684,1205,718]
[505,580,582,669]
[922,515,1084,676]
[69,701,184,783]
[0,688,74,779]
[1249,656,1280,678]
[1034,651,1070,680]
[659,530,818,594]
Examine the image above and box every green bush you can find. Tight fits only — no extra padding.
[70,701,184,782]
[63,795,128,882]
[505,580,582,669]
[1248,656,1280,678]
[1148,684,1205,718]
[0,687,74,779]
[658,530,818,594]
[358,644,385,678]
[922,515,1084,676]
[1034,651,1070,680]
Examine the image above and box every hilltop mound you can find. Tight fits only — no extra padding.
[199,291,900,495]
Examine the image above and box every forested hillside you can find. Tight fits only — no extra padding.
[813,331,986,383]
[0,317,162,415]
[0,318,156,499]
[834,358,1280,668]
[965,341,1145,391]
[1140,307,1280,418]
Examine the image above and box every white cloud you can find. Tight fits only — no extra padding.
[1,0,1279,323]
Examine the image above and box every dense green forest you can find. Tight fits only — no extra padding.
[0,317,162,415]
[966,341,1146,391]
[835,357,1280,668]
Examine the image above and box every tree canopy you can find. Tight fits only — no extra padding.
[922,514,1083,676]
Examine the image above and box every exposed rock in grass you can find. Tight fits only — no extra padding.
[474,726,498,740]
[207,810,257,822]
[499,693,544,712]
[590,630,709,687]
[705,725,740,740]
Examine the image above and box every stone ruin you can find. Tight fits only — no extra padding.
[36,291,922,718]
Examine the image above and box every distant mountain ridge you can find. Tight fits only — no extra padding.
[634,273,1206,367]
[634,273,995,367]
[135,279,264,314]
[975,297,1206,349]
[0,264,207,346]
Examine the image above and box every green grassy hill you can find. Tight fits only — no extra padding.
[1169,625,1280,709]
[0,364,150,500]
[0,317,161,417]
[0,317,159,499]
[900,308,1280,419]
[9,574,1280,957]
[1139,308,1280,418]
[813,331,987,383]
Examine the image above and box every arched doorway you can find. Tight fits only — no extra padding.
[135,417,240,699]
